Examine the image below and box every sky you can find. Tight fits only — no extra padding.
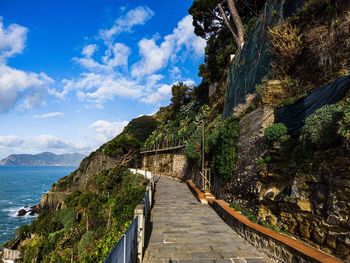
[0,0,206,158]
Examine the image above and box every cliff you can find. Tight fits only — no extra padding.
[38,115,158,211]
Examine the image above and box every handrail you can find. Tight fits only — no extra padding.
[103,169,155,263]
[140,132,194,154]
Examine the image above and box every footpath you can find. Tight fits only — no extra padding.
[143,176,273,263]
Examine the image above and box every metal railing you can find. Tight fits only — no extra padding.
[140,135,191,154]
[103,169,155,263]
[103,218,138,263]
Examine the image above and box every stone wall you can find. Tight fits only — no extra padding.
[258,146,350,260]
[221,106,274,209]
[218,105,350,260]
[141,153,188,179]
[210,200,341,263]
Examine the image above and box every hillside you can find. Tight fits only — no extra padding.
[143,0,350,260]
[2,0,350,262]
[0,152,85,166]
[1,115,157,262]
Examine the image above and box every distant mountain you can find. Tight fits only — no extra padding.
[0,152,85,166]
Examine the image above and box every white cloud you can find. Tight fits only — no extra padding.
[34,112,65,119]
[141,84,172,104]
[0,18,53,113]
[0,17,28,62]
[53,13,205,107]
[102,43,131,68]
[82,44,97,58]
[0,135,24,148]
[99,6,154,44]
[90,120,128,143]
[0,134,89,157]
[141,79,195,105]
[54,72,143,107]
[131,15,206,78]
[74,42,131,72]
[0,64,53,112]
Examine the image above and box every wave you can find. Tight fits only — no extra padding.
[1,206,38,218]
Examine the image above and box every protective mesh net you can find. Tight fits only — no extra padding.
[224,0,304,116]
[276,75,350,137]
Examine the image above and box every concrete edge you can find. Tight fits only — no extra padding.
[185,179,343,263]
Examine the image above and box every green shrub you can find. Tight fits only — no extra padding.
[301,104,343,148]
[338,107,350,146]
[59,209,76,229]
[185,129,202,167]
[264,123,288,144]
[213,117,239,181]
[78,231,96,259]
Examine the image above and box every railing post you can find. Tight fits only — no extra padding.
[146,185,152,208]
[123,234,126,263]
[134,204,145,262]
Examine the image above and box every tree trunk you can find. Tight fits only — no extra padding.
[226,0,245,48]
[107,207,112,230]
[85,211,89,232]
[218,3,241,49]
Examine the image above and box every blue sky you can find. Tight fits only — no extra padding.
[0,0,206,158]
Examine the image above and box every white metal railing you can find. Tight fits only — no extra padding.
[103,169,155,263]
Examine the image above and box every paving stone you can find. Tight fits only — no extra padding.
[142,177,272,263]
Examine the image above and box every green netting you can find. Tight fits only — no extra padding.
[224,0,304,116]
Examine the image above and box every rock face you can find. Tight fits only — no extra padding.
[39,192,70,211]
[217,106,350,260]
[221,106,274,209]
[257,146,350,260]
[39,151,120,211]
[17,209,27,217]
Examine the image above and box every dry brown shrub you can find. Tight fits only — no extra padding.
[305,13,350,76]
[269,24,303,76]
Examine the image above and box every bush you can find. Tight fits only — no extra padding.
[213,118,239,181]
[185,129,202,167]
[59,209,77,229]
[338,104,350,146]
[268,23,303,77]
[264,123,288,144]
[78,231,96,259]
[301,104,343,148]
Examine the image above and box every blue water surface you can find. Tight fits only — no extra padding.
[0,166,76,244]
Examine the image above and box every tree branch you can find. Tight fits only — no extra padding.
[227,0,245,48]
[218,3,241,49]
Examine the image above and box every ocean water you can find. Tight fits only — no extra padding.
[0,166,76,244]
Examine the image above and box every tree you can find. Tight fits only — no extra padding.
[189,0,266,50]
[171,82,191,113]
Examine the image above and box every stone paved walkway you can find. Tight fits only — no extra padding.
[143,176,273,263]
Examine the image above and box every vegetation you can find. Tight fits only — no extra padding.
[213,117,239,180]
[302,105,342,147]
[16,166,148,263]
[12,1,350,261]
[264,123,288,144]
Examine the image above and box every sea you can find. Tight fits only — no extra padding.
[0,166,76,244]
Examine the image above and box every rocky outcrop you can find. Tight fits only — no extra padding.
[39,192,70,211]
[39,151,119,211]
[258,146,350,260]
[63,151,120,191]
[1,248,22,263]
[222,106,274,209]
[218,106,350,260]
